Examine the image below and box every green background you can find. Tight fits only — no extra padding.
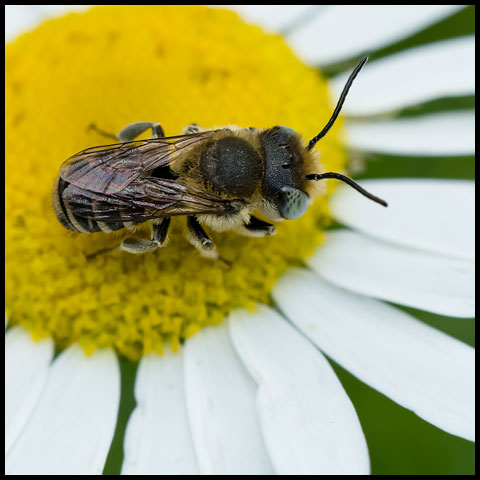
[103,6,475,475]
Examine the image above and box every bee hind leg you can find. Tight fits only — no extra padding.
[88,121,165,142]
[119,237,160,254]
[119,217,172,254]
[86,238,159,258]
[117,121,165,141]
[87,123,117,141]
[87,218,171,258]
[86,240,156,259]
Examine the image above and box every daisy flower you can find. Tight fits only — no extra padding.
[5,5,474,475]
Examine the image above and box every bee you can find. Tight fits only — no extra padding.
[53,56,387,260]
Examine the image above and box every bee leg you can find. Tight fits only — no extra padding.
[86,245,121,260]
[186,216,219,259]
[87,123,118,141]
[88,121,164,142]
[117,121,165,142]
[88,236,161,258]
[181,124,205,135]
[152,217,171,246]
[236,215,276,237]
[119,237,161,254]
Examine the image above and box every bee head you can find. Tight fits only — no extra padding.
[259,57,387,221]
[263,57,388,220]
[260,125,310,220]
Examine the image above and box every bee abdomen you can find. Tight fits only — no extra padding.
[53,177,81,232]
[53,177,124,233]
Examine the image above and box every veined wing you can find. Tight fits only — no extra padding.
[67,177,245,223]
[59,130,217,194]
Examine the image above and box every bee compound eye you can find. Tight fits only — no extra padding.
[278,186,309,220]
[277,126,297,136]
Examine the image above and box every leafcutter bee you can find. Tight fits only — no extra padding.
[53,56,387,260]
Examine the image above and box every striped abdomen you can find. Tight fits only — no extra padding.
[52,177,130,234]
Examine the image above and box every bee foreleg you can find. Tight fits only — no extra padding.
[236,216,276,237]
[117,121,165,142]
[186,216,218,259]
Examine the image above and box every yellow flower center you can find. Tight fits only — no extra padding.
[5,5,346,360]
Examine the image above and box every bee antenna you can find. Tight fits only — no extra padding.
[306,172,388,207]
[308,56,368,151]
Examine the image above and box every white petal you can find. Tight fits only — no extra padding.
[5,346,120,475]
[5,5,90,42]
[309,230,474,317]
[184,323,273,475]
[122,351,199,475]
[330,179,475,261]
[229,306,370,475]
[331,36,475,115]
[273,269,475,441]
[5,327,54,455]
[286,5,464,65]
[345,110,475,156]
[213,5,312,32]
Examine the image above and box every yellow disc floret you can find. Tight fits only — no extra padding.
[5,5,346,360]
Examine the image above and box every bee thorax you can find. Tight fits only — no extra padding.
[201,136,263,197]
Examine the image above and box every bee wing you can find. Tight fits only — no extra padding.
[69,177,245,223]
[59,130,217,194]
